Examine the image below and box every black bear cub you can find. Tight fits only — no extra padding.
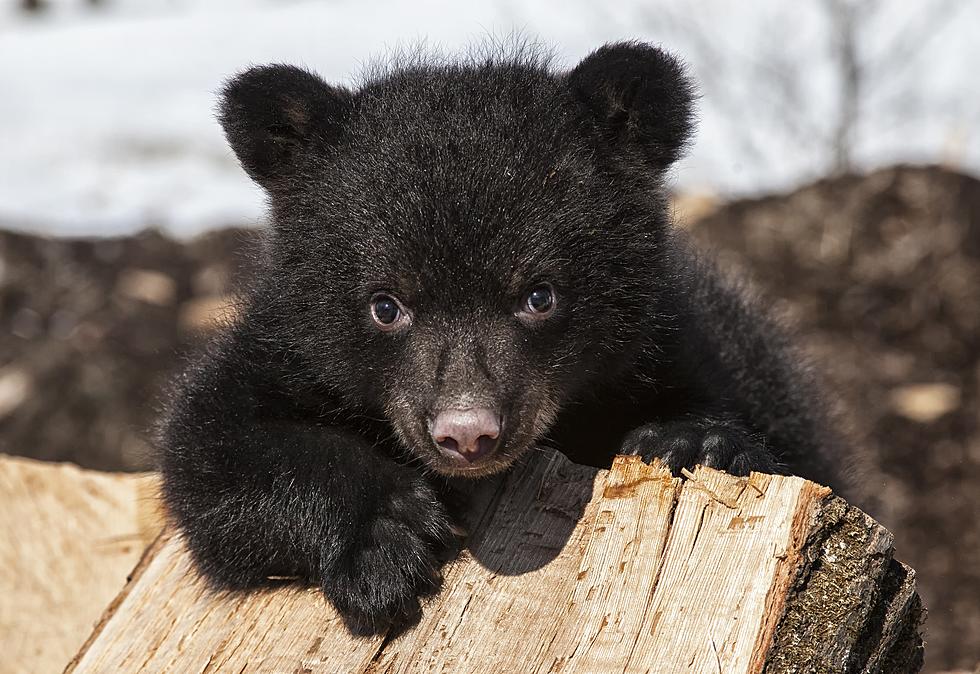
[160,42,849,634]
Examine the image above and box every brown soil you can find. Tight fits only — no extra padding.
[0,164,976,670]
[0,228,257,470]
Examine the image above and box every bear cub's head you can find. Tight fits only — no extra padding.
[220,42,695,478]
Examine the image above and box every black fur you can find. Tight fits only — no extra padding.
[159,42,850,635]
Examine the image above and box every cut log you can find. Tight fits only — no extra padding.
[0,455,163,674]
[67,451,924,673]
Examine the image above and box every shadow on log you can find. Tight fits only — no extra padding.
[66,451,924,673]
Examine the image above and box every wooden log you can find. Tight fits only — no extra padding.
[67,451,924,673]
[0,456,163,674]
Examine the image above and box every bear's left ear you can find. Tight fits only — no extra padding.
[568,42,696,171]
[219,64,355,190]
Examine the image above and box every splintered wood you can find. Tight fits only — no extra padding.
[67,452,924,674]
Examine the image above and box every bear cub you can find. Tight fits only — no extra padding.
[160,42,850,635]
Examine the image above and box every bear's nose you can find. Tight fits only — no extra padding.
[430,408,501,462]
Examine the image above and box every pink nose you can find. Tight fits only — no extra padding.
[430,408,501,462]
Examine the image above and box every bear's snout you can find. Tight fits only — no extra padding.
[429,408,501,463]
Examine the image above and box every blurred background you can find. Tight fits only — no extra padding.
[0,1,978,671]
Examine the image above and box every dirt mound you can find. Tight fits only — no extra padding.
[686,165,980,672]
[0,227,257,470]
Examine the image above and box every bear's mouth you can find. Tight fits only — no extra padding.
[430,446,511,478]
[432,455,511,478]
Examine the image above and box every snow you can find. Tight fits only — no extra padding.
[1,0,977,237]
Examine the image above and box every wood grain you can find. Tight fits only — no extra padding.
[0,456,162,674]
[67,451,923,673]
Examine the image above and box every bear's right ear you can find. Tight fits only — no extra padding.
[219,64,354,189]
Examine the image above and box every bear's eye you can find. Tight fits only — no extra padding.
[521,284,556,318]
[370,293,409,331]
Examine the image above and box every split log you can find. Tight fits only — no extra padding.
[0,456,162,674]
[67,451,924,673]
